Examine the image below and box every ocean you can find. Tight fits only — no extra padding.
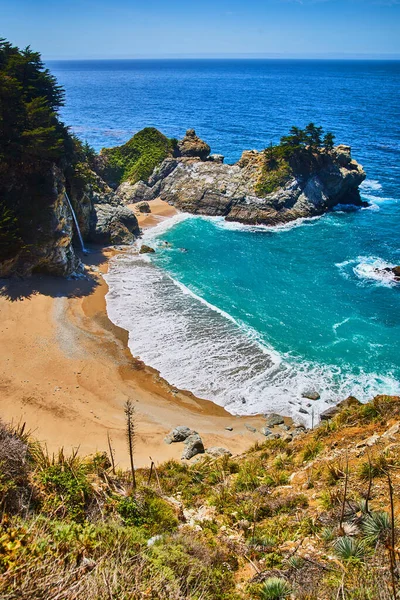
[50,59,400,423]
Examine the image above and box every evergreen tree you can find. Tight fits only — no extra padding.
[0,38,69,262]
[323,132,335,152]
[305,123,323,148]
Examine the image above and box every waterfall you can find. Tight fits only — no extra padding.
[64,192,87,253]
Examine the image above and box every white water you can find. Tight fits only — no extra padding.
[104,250,399,427]
[64,192,86,253]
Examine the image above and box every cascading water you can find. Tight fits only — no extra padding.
[64,192,87,253]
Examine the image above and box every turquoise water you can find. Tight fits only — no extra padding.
[51,59,400,421]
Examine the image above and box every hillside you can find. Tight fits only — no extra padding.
[1,395,399,599]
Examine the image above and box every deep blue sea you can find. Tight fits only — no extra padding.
[51,59,400,422]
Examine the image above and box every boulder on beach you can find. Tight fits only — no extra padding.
[265,413,285,427]
[137,201,151,214]
[206,447,232,458]
[164,425,193,444]
[182,433,205,460]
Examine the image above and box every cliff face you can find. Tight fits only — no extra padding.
[0,163,140,279]
[120,132,366,226]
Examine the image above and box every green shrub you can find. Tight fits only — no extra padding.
[38,462,91,522]
[144,531,239,599]
[117,489,178,536]
[101,127,174,185]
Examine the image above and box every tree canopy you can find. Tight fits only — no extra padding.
[0,39,72,262]
[280,123,335,154]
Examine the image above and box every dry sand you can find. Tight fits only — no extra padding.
[0,199,266,468]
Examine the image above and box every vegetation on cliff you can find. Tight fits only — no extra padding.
[1,395,399,599]
[255,124,336,197]
[0,39,99,268]
[100,127,175,187]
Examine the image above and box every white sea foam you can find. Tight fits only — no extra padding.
[337,256,399,287]
[208,214,323,233]
[141,212,192,243]
[353,256,398,287]
[360,179,383,193]
[105,251,400,426]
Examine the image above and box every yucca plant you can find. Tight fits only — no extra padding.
[260,577,292,599]
[362,511,391,546]
[321,526,335,542]
[334,536,365,561]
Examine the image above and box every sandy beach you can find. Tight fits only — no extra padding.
[0,199,266,468]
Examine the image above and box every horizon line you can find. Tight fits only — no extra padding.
[45,52,400,61]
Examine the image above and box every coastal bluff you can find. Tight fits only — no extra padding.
[117,128,366,226]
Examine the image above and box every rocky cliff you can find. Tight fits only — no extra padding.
[0,162,140,279]
[119,130,366,226]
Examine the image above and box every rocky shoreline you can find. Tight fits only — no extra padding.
[117,129,367,227]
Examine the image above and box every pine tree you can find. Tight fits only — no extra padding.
[323,132,335,152]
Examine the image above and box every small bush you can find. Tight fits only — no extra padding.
[117,489,178,536]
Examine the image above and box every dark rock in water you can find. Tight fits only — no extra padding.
[206,447,232,458]
[182,433,205,460]
[302,390,321,401]
[137,201,151,214]
[320,396,361,421]
[392,266,400,279]
[164,425,193,444]
[179,248,188,253]
[177,129,211,160]
[265,413,285,427]
[139,244,155,254]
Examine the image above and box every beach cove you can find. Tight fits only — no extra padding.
[0,200,268,468]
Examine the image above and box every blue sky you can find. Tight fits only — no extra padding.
[1,0,400,59]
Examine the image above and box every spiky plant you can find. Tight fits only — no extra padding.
[334,536,365,561]
[260,577,292,600]
[362,511,391,546]
[321,527,335,542]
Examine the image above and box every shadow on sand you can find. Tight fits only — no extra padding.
[0,247,108,302]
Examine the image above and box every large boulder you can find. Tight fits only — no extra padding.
[177,129,211,160]
[89,204,139,245]
[164,426,193,444]
[181,433,205,460]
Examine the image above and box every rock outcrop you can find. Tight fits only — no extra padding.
[177,129,211,160]
[118,132,366,226]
